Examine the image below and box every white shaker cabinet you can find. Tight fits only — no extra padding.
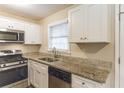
[68,5,112,43]
[0,18,10,29]
[24,23,42,44]
[28,60,48,88]
[120,4,124,12]
[8,19,25,30]
[0,16,25,30]
[68,5,87,42]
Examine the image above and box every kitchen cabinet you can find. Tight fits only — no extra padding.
[8,19,25,30]
[120,4,124,12]
[68,5,87,42]
[68,5,112,43]
[0,16,25,30]
[28,60,48,88]
[24,23,42,44]
[72,74,106,88]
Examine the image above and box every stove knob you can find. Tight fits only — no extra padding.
[24,60,28,63]
[19,61,23,64]
[0,64,5,68]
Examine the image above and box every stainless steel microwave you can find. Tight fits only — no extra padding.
[0,29,24,43]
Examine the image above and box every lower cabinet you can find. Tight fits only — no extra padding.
[72,74,107,88]
[28,60,48,88]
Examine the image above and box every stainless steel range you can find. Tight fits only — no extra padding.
[0,50,28,87]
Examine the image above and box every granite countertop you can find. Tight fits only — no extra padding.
[23,52,112,84]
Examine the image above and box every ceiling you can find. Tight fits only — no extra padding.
[0,4,71,20]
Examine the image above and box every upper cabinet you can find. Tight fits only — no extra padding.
[68,5,113,43]
[0,16,25,30]
[120,4,124,12]
[24,23,42,44]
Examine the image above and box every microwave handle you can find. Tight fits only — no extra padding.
[18,33,19,41]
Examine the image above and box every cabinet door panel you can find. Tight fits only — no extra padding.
[25,23,41,44]
[120,14,124,88]
[120,4,124,12]
[87,5,108,42]
[29,64,35,86]
[34,68,42,87]
[12,21,25,30]
[69,5,87,42]
[0,18,10,29]
[29,61,48,88]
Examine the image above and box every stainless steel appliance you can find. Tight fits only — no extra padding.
[0,50,28,87]
[48,67,71,88]
[0,29,24,43]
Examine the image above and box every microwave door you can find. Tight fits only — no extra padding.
[0,31,18,42]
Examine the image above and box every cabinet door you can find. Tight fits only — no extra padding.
[0,16,25,30]
[87,5,109,42]
[29,61,48,88]
[34,66,48,88]
[25,23,41,44]
[120,4,124,12]
[68,5,87,42]
[30,24,41,44]
[29,63,35,86]
[120,14,124,88]
[0,17,10,29]
[39,65,48,88]
[33,67,42,88]
[11,20,25,30]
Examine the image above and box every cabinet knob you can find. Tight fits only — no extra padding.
[84,37,87,40]
[82,82,85,85]
[80,37,83,40]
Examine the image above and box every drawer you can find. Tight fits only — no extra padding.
[29,60,48,71]
[72,74,104,88]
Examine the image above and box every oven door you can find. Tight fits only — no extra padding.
[0,31,18,42]
[0,65,28,87]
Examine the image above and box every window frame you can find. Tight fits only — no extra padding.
[48,19,70,53]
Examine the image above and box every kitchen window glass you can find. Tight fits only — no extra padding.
[48,20,69,51]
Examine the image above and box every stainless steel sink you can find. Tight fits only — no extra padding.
[38,57,59,62]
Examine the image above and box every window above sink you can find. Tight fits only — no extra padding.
[48,19,70,53]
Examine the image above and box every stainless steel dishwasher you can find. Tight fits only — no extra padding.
[48,67,71,88]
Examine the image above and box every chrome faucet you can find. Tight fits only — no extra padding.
[52,47,59,58]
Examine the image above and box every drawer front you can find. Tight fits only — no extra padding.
[29,60,48,71]
[72,74,103,88]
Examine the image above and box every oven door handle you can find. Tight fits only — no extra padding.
[0,63,27,71]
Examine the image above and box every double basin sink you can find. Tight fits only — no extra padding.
[38,57,60,62]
